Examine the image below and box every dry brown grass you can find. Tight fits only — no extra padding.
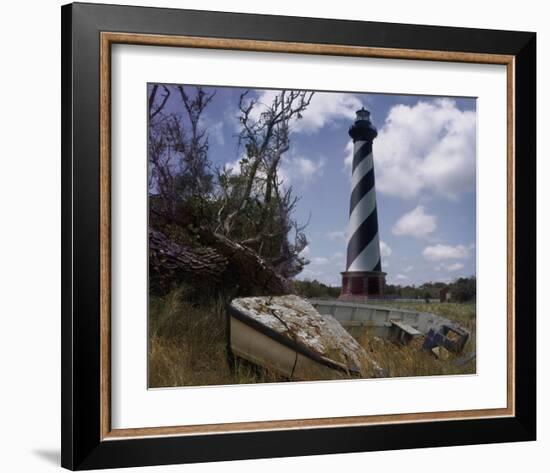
[149,291,476,387]
[148,288,286,387]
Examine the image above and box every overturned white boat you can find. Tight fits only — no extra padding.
[228,295,383,380]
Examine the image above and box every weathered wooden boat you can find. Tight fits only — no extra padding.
[309,299,470,352]
[228,295,383,380]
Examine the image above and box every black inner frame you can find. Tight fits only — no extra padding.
[61,3,536,470]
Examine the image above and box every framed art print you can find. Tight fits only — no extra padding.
[61,2,536,470]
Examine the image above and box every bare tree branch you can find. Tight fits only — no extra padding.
[149,85,171,120]
[219,90,314,236]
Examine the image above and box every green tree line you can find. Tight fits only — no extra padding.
[294,276,476,303]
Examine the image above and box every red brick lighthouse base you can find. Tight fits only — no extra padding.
[340,271,387,302]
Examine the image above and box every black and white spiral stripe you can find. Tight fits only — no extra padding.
[346,140,382,272]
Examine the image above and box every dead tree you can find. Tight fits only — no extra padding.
[149,229,227,278]
[148,86,313,296]
[148,85,215,221]
[215,90,313,281]
[217,90,313,235]
[199,230,294,296]
[149,228,292,296]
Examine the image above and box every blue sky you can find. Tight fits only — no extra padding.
[155,84,477,287]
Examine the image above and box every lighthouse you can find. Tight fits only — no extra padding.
[339,107,386,301]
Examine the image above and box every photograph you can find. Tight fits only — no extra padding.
[54,2,537,470]
[147,83,477,387]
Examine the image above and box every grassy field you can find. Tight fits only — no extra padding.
[149,289,476,388]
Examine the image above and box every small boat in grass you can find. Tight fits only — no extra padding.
[228,295,384,380]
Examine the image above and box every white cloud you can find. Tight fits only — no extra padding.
[343,141,354,171]
[392,205,437,239]
[207,121,225,145]
[223,158,242,175]
[326,230,347,241]
[280,153,326,185]
[446,262,465,271]
[423,244,470,261]
[371,98,476,200]
[380,240,392,257]
[294,155,326,180]
[200,112,226,146]
[387,273,410,285]
[295,93,364,134]
[403,265,414,273]
[311,256,330,265]
[253,90,363,135]
[299,268,323,279]
[224,151,325,187]
[298,249,344,286]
